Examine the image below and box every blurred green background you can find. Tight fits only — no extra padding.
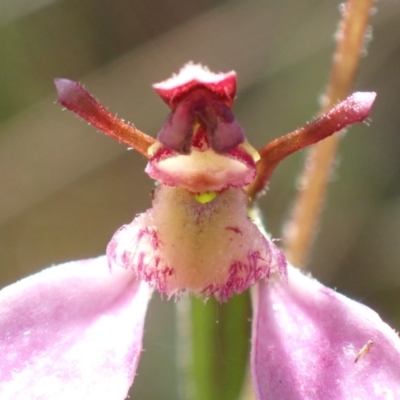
[0,1,400,398]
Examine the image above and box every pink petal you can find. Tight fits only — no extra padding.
[0,256,151,400]
[251,265,400,399]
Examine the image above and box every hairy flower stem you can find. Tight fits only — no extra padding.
[283,0,375,268]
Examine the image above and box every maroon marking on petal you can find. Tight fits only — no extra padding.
[136,227,161,251]
[226,146,257,170]
[192,128,210,151]
[136,251,174,294]
[225,226,243,235]
[200,243,284,302]
[148,146,178,163]
[109,223,175,294]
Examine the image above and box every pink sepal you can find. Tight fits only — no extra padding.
[251,265,400,400]
[0,256,151,400]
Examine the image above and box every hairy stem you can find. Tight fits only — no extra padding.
[283,0,374,268]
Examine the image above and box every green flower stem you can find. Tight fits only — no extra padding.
[186,293,251,400]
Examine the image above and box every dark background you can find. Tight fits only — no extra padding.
[1,1,399,398]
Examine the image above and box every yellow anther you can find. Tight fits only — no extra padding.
[194,191,218,204]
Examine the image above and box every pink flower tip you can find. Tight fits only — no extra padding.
[343,91,377,121]
[54,78,83,107]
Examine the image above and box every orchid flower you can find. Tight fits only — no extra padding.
[1,63,400,400]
